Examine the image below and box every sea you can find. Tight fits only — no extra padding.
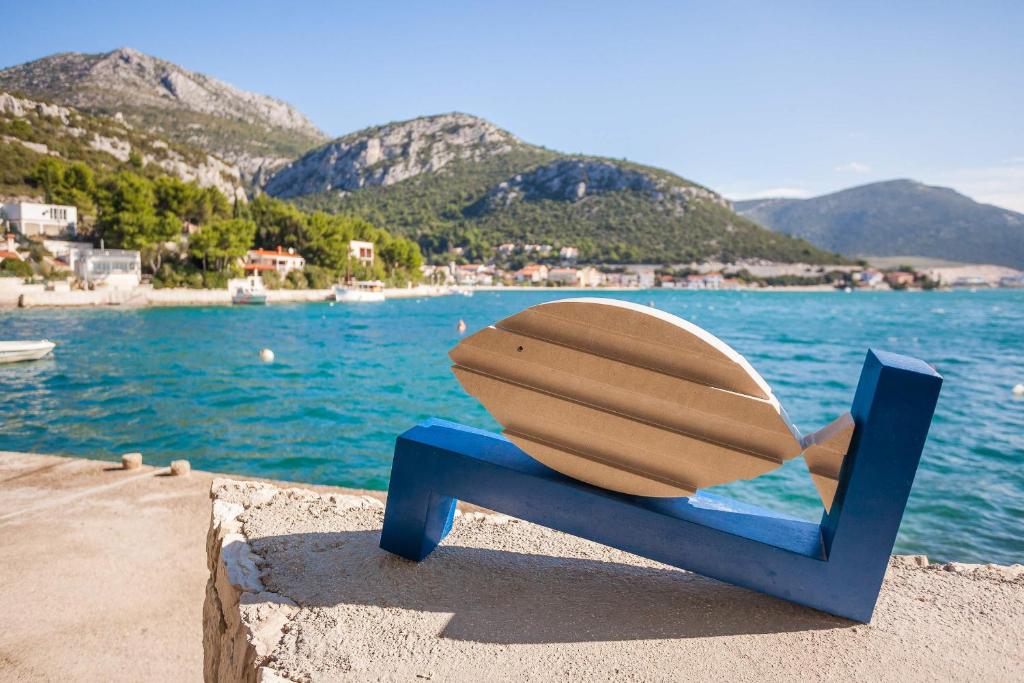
[1,289,1021,565]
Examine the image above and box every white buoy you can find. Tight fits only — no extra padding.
[329,302,335,307]
[1013,383,1024,396]
[259,348,275,363]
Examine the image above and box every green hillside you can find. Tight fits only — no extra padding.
[0,92,242,203]
[735,180,1024,269]
[276,115,845,265]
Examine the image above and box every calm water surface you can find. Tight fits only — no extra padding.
[1,290,1021,564]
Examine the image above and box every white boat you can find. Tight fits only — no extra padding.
[0,340,56,364]
[230,276,269,305]
[334,280,385,303]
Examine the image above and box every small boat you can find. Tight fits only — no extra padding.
[230,276,268,305]
[0,339,56,363]
[334,280,385,303]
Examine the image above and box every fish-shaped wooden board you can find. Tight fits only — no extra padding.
[450,298,853,511]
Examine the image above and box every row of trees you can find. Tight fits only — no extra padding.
[27,158,423,286]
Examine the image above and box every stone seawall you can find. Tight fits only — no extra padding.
[4,284,452,308]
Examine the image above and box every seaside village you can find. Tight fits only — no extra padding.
[1,200,1023,306]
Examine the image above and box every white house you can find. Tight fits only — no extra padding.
[74,248,141,289]
[559,246,580,262]
[43,239,94,269]
[857,269,885,288]
[0,233,22,264]
[349,240,375,266]
[514,264,549,283]
[2,202,77,237]
[547,267,579,285]
[245,247,306,276]
[577,266,604,287]
[453,263,493,286]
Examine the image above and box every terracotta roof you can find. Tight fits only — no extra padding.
[0,250,21,260]
[243,263,276,271]
[248,248,304,259]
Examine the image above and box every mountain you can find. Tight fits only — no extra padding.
[268,113,844,264]
[734,180,1024,268]
[0,91,244,199]
[0,48,328,180]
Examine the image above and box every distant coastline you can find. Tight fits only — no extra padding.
[3,280,1019,309]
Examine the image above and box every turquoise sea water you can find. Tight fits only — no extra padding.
[1,290,1022,564]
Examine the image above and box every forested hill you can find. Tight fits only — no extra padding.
[266,113,846,265]
[735,180,1024,269]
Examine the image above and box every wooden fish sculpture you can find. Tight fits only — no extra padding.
[450,298,854,511]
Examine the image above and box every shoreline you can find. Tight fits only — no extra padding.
[0,450,395,681]
[0,283,455,309]
[2,282,1002,309]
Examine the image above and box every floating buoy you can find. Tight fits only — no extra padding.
[329,302,335,307]
[457,319,467,334]
[1013,383,1024,396]
[121,452,142,470]
[259,348,275,363]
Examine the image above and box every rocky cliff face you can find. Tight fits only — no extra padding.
[477,158,728,211]
[264,113,521,198]
[0,48,328,179]
[268,113,837,264]
[0,91,244,199]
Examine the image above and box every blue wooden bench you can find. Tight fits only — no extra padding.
[380,349,941,623]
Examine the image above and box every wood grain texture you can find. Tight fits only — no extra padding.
[801,412,856,512]
[450,298,813,498]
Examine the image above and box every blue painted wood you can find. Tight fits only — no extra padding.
[380,349,942,622]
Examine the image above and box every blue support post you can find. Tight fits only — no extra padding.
[380,349,941,623]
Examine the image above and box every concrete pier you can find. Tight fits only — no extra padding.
[0,452,383,681]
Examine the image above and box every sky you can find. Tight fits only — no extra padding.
[3,1,1023,210]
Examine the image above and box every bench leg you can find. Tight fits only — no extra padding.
[379,442,456,561]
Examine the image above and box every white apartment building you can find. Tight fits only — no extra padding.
[2,202,77,237]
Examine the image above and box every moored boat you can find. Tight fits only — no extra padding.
[0,340,56,364]
[230,275,269,305]
[334,280,385,303]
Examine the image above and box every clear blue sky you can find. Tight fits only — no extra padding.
[3,1,1023,210]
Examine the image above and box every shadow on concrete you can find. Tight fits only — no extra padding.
[247,530,851,644]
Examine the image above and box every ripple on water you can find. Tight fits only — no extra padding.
[0,290,1022,564]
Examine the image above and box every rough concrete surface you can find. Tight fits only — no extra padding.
[208,479,1024,682]
[0,452,384,682]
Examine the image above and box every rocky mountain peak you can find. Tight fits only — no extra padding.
[0,48,329,178]
[264,112,523,198]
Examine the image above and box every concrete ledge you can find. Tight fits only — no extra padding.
[206,478,1023,682]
